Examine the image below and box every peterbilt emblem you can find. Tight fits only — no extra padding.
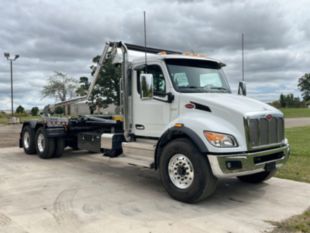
[265,114,273,121]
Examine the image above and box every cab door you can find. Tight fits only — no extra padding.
[132,63,172,138]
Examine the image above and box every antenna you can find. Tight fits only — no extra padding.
[242,33,245,81]
[143,11,147,72]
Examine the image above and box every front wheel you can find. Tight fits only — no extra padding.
[159,138,217,203]
[35,127,55,159]
[237,170,277,183]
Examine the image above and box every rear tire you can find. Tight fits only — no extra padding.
[159,138,217,203]
[54,138,65,158]
[237,170,277,183]
[21,126,36,154]
[35,127,55,159]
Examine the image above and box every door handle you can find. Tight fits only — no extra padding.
[135,124,145,130]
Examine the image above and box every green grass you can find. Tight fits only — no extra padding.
[269,209,310,233]
[0,115,41,124]
[270,127,310,233]
[276,126,310,183]
[279,108,310,118]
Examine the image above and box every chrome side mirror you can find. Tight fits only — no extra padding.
[238,81,247,96]
[140,74,153,99]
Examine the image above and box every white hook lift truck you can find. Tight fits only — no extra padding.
[20,41,290,203]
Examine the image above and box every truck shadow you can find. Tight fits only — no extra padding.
[58,149,270,210]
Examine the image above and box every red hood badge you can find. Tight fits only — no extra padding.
[265,114,273,121]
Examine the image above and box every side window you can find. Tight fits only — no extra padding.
[136,65,166,97]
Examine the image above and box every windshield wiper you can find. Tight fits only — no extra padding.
[178,86,199,89]
[209,87,227,91]
[203,86,228,92]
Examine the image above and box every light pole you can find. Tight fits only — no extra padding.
[4,53,19,117]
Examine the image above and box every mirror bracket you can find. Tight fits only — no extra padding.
[238,81,247,96]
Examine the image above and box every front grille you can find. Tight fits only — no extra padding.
[246,115,284,149]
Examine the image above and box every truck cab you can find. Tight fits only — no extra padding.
[20,42,289,203]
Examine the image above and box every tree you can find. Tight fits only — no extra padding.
[42,72,77,102]
[88,55,121,112]
[76,76,90,96]
[54,106,64,114]
[278,93,303,108]
[298,73,310,101]
[31,107,39,116]
[280,94,286,108]
[16,105,25,114]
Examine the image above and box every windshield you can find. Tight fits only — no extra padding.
[165,59,231,93]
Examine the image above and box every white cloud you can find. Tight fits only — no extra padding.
[0,0,309,110]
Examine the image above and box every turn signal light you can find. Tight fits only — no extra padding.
[175,123,184,128]
[204,131,225,141]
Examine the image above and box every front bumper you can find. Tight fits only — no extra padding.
[207,144,290,178]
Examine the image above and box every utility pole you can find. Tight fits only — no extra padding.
[242,33,245,82]
[143,11,147,72]
[4,53,19,117]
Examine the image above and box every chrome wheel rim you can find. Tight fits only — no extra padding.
[23,132,30,149]
[37,133,45,153]
[168,154,194,189]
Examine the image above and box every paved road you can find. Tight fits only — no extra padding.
[0,147,309,233]
[285,117,310,128]
[0,124,21,147]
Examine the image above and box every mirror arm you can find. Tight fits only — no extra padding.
[166,92,174,103]
[153,92,174,103]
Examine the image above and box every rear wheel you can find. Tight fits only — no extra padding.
[21,126,36,154]
[237,170,277,183]
[159,138,217,203]
[35,127,55,159]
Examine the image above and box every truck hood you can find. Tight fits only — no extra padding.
[177,93,283,153]
[183,93,282,116]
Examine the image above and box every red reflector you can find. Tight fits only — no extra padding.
[185,103,195,109]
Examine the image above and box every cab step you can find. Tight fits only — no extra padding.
[120,140,156,168]
[111,155,153,168]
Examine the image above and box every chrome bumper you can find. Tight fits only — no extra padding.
[207,144,290,178]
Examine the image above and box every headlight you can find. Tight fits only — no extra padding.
[203,131,238,147]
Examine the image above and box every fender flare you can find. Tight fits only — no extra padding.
[22,120,43,130]
[154,126,208,169]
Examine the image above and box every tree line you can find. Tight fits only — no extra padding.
[271,73,310,108]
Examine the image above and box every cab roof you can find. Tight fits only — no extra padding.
[130,53,225,67]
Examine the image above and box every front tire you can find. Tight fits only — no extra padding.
[237,170,277,183]
[159,138,217,203]
[21,126,36,154]
[35,127,55,159]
